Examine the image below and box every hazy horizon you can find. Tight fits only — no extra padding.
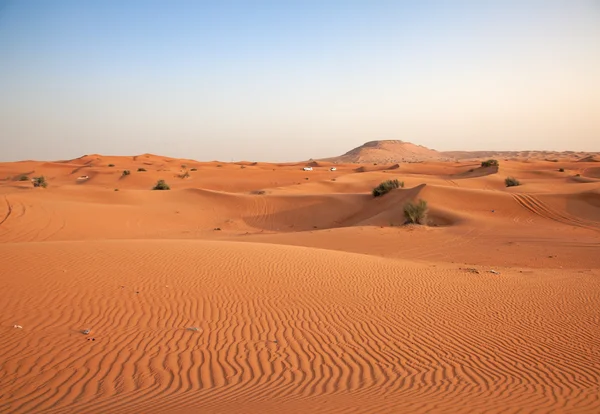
[1,0,599,162]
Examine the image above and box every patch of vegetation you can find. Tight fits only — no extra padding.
[505,177,520,187]
[152,179,170,190]
[251,190,266,195]
[481,159,499,167]
[372,179,403,197]
[558,168,565,172]
[18,175,29,181]
[181,164,187,169]
[137,168,146,172]
[114,188,119,191]
[468,168,474,173]
[403,199,428,225]
[575,173,581,177]
[240,165,246,169]
[122,170,131,176]
[108,164,115,167]
[190,168,197,171]
[32,176,47,188]
[179,171,190,179]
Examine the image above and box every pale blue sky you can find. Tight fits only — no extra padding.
[0,0,599,161]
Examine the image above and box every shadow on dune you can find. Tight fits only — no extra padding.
[240,183,461,231]
[449,165,498,180]
[354,163,400,173]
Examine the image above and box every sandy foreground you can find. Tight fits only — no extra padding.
[0,154,599,413]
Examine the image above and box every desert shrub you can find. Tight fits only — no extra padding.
[179,171,190,179]
[122,170,131,176]
[32,176,47,188]
[240,165,246,169]
[152,179,170,190]
[137,167,146,172]
[558,168,565,172]
[108,164,115,167]
[372,179,403,197]
[18,175,29,181]
[181,164,187,169]
[481,159,499,167]
[468,168,474,173]
[403,199,428,224]
[114,188,119,191]
[505,177,520,187]
[190,168,197,171]
[575,173,581,177]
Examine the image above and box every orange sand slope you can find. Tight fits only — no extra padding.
[1,151,600,413]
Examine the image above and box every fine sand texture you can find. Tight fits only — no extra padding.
[1,151,600,413]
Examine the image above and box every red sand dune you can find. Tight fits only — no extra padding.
[1,144,600,413]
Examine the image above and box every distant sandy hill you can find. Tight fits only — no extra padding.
[319,140,600,165]
[321,140,444,164]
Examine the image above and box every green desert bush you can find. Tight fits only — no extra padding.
[372,179,403,197]
[403,199,428,225]
[32,176,47,188]
[122,170,131,176]
[18,175,29,181]
[481,159,499,167]
[505,177,520,187]
[152,179,170,190]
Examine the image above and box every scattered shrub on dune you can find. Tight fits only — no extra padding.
[122,170,131,176]
[403,199,428,225]
[32,176,47,188]
[18,175,29,181]
[179,171,190,179]
[181,164,187,169]
[505,177,520,187]
[114,188,119,191]
[558,168,565,172]
[137,167,146,172]
[190,168,197,171]
[108,164,115,167]
[152,179,170,190]
[372,179,404,197]
[481,159,499,167]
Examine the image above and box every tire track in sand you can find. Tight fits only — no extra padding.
[512,193,600,232]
